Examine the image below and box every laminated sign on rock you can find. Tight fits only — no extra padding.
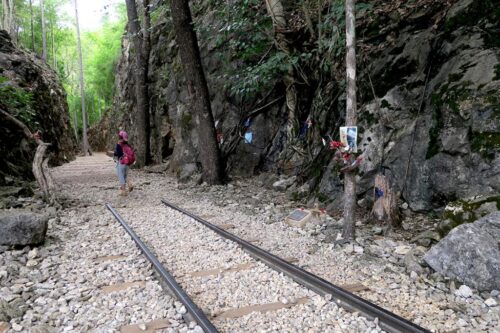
[285,208,321,228]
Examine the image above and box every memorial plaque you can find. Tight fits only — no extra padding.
[285,209,314,228]
[288,209,308,221]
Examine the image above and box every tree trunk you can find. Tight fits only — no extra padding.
[1,0,8,31]
[1,0,15,40]
[51,19,56,68]
[41,0,47,61]
[264,0,297,142]
[74,0,90,155]
[29,0,35,51]
[73,108,78,140]
[342,0,357,241]
[371,174,400,227]
[170,0,223,184]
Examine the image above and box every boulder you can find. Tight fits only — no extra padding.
[424,211,500,291]
[0,210,49,246]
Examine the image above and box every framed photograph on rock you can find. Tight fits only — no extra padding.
[340,126,358,153]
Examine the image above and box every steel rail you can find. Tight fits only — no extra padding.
[105,203,219,333]
[161,199,430,333]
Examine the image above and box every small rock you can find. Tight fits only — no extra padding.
[344,244,354,254]
[354,246,364,254]
[27,248,39,259]
[192,326,204,333]
[29,324,56,333]
[403,250,423,274]
[272,177,296,192]
[279,297,289,304]
[394,245,411,255]
[411,230,441,247]
[26,259,38,267]
[138,323,147,331]
[97,219,108,226]
[456,318,468,327]
[12,323,23,332]
[455,285,473,298]
[485,298,497,307]
[401,202,409,210]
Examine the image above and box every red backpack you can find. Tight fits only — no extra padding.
[120,143,136,165]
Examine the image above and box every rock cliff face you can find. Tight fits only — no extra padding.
[93,0,499,212]
[0,30,76,184]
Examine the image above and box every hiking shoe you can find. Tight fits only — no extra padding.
[119,189,128,196]
[128,183,134,192]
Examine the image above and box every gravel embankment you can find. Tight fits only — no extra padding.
[117,204,385,332]
[1,153,498,333]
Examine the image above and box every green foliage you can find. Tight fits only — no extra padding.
[11,0,126,134]
[197,0,368,101]
[0,76,35,126]
[470,132,500,160]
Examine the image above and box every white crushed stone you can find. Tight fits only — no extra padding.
[2,153,498,333]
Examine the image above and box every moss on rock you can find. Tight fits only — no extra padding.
[439,195,500,236]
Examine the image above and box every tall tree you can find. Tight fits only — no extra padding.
[342,0,357,240]
[74,0,90,155]
[41,0,47,61]
[51,18,56,68]
[170,0,223,184]
[1,0,15,39]
[29,0,35,51]
[124,0,150,167]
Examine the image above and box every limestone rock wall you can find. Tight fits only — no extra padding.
[93,0,499,212]
[0,31,76,184]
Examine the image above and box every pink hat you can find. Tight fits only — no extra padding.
[118,130,128,141]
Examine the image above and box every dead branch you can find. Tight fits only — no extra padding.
[1,107,58,205]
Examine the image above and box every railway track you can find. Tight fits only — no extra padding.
[106,200,431,333]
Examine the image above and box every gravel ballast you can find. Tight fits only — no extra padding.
[0,153,498,332]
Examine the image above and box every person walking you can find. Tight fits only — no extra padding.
[109,131,136,196]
